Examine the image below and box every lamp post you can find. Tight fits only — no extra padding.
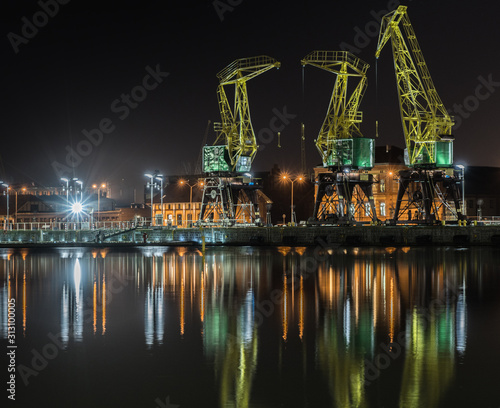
[1,182,8,230]
[92,183,106,227]
[75,180,83,202]
[282,174,304,226]
[156,174,164,226]
[61,177,69,203]
[12,188,18,227]
[180,179,199,226]
[456,164,466,216]
[145,173,158,226]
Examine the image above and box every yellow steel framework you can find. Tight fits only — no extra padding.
[375,5,454,166]
[214,55,280,171]
[301,51,369,167]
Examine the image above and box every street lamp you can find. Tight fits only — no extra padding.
[282,174,304,226]
[456,164,466,216]
[12,187,25,226]
[179,179,200,226]
[156,174,164,226]
[61,177,69,203]
[75,180,83,202]
[145,173,158,226]
[92,183,106,226]
[1,182,9,230]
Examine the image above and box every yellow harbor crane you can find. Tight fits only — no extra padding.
[199,56,279,225]
[213,55,281,172]
[376,6,464,223]
[376,6,454,167]
[302,51,377,224]
[302,51,369,166]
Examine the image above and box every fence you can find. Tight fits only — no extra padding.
[1,220,146,231]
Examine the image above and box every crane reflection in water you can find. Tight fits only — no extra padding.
[0,245,494,408]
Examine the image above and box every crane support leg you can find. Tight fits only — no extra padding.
[309,171,376,225]
[392,169,465,225]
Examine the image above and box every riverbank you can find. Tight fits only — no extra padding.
[1,225,500,247]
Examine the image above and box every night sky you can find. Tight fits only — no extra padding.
[1,0,499,193]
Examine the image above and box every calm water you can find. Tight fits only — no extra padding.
[1,245,500,408]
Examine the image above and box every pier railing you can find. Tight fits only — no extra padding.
[1,221,146,231]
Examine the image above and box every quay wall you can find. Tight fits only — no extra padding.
[1,225,500,247]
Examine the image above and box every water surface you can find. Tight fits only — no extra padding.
[1,246,500,407]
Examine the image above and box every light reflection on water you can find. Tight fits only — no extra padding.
[0,246,499,407]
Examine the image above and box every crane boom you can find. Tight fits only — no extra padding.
[375,5,454,167]
[213,55,280,171]
[301,51,371,168]
[303,51,377,224]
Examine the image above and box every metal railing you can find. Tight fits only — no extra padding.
[1,221,146,231]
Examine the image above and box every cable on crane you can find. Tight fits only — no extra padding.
[375,58,379,138]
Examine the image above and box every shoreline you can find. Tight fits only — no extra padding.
[1,225,500,248]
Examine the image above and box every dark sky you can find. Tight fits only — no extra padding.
[1,0,499,192]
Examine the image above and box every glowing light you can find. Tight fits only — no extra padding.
[72,202,83,214]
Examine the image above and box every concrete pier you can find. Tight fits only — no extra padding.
[1,225,500,247]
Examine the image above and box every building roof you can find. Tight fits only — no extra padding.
[375,145,405,164]
[152,182,203,204]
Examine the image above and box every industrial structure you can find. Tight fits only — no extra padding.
[199,56,279,225]
[375,5,464,224]
[302,51,377,224]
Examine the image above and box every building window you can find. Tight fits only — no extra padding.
[380,202,386,216]
[380,179,386,193]
[365,203,371,217]
[177,214,182,225]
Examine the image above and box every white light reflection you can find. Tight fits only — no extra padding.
[155,287,164,343]
[240,289,255,348]
[74,259,83,341]
[145,286,154,347]
[61,258,85,345]
[456,282,467,356]
[343,296,351,347]
[144,285,165,347]
[61,283,69,345]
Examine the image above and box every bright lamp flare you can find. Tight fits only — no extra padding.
[72,202,83,214]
